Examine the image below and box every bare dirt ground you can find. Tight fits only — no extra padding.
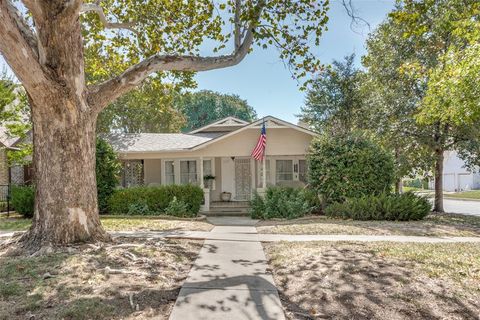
[0,238,203,320]
[264,241,480,320]
[257,213,480,237]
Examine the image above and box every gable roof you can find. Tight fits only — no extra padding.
[108,116,317,153]
[0,126,21,149]
[191,115,317,150]
[189,116,249,134]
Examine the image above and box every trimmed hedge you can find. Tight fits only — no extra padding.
[308,133,395,203]
[10,186,35,218]
[250,186,321,220]
[325,192,431,221]
[108,185,204,217]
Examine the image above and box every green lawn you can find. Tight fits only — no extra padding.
[0,214,213,232]
[444,190,480,200]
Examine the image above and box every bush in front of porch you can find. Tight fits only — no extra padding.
[250,186,321,220]
[108,185,203,217]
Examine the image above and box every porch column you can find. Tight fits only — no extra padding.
[199,156,204,188]
[199,156,210,212]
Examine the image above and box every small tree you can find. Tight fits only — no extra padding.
[96,138,121,214]
[308,133,394,203]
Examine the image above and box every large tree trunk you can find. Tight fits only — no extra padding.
[433,148,444,213]
[19,96,110,250]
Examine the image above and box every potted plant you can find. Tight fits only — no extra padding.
[221,191,232,201]
[203,174,215,189]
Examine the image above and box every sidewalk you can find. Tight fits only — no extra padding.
[169,221,285,320]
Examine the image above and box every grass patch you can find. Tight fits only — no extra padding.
[0,238,202,320]
[256,213,480,237]
[445,190,480,200]
[0,214,213,232]
[264,241,480,319]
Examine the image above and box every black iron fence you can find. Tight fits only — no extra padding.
[0,185,11,215]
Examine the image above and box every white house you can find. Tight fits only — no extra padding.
[107,116,317,210]
[429,150,480,192]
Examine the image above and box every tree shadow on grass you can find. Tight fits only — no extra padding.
[267,243,480,320]
[0,237,203,320]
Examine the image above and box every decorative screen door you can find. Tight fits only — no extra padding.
[234,158,251,200]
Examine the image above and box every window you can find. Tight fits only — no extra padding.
[276,160,293,181]
[180,160,197,184]
[257,160,271,187]
[165,161,175,185]
[122,160,144,187]
[299,159,308,183]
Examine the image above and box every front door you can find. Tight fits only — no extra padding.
[234,158,251,200]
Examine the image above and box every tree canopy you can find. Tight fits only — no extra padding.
[177,90,257,131]
[299,54,363,134]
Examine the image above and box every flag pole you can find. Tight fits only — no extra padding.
[262,118,267,189]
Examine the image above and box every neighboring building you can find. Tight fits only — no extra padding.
[0,126,33,186]
[108,116,317,209]
[429,150,480,192]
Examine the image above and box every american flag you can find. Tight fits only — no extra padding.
[251,121,267,160]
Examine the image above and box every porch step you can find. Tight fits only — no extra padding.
[201,211,250,217]
[209,206,249,213]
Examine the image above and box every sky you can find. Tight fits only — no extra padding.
[0,0,395,124]
[194,0,396,123]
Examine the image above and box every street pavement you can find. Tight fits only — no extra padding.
[443,199,480,216]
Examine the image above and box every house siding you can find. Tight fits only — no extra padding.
[144,159,162,186]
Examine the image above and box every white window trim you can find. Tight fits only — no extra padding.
[269,156,306,185]
[161,158,215,188]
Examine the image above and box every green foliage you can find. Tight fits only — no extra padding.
[164,196,189,217]
[176,90,257,131]
[300,54,364,134]
[82,0,330,88]
[97,78,186,134]
[308,134,395,203]
[108,185,203,217]
[419,43,480,126]
[127,202,151,215]
[96,138,121,213]
[10,186,35,218]
[0,71,31,165]
[325,192,431,221]
[250,186,319,220]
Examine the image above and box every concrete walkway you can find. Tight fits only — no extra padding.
[169,218,285,320]
[108,230,480,243]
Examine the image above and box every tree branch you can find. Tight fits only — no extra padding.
[0,0,51,97]
[89,0,266,112]
[234,0,242,50]
[80,3,137,34]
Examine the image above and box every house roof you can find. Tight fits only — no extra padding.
[189,116,249,134]
[108,116,317,153]
[107,132,225,153]
[0,126,21,148]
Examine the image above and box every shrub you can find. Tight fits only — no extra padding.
[127,202,150,215]
[325,192,431,221]
[108,184,203,217]
[164,197,189,217]
[96,138,121,214]
[250,186,320,220]
[10,186,35,218]
[308,133,395,203]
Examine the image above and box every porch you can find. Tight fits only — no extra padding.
[120,155,308,212]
